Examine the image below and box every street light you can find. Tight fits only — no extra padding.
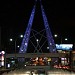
[9,38,17,54]
[20,35,23,38]
[36,39,39,53]
[54,34,58,38]
[54,34,62,43]
[9,38,13,41]
[54,34,63,43]
[36,39,39,42]
[54,34,68,44]
[65,38,68,41]
[9,34,23,54]
[17,45,20,48]
[47,47,49,49]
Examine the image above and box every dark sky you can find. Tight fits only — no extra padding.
[0,0,75,53]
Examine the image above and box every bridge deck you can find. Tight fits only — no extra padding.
[5,53,69,58]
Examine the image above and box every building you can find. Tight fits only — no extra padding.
[0,51,5,67]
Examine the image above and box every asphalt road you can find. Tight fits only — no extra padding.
[2,68,75,75]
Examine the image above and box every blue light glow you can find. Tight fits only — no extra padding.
[19,5,36,53]
[19,1,56,53]
[41,4,56,53]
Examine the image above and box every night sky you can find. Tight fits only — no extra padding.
[0,0,75,53]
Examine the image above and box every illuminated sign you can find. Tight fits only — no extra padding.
[56,44,73,50]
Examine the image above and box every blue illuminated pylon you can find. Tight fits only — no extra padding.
[19,4,36,53]
[19,0,56,53]
[40,3,56,53]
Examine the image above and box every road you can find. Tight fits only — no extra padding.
[2,68,75,75]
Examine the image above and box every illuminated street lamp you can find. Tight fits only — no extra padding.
[9,38,13,41]
[54,34,68,44]
[47,47,49,49]
[9,38,17,53]
[65,38,68,41]
[36,39,39,47]
[17,45,20,48]
[54,34,58,38]
[54,34,63,43]
[20,35,23,38]
[36,39,39,42]
[9,34,23,53]
[36,39,39,53]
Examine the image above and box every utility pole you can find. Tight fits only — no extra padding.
[15,40,16,58]
[4,48,6,69]
[61,38,62,44]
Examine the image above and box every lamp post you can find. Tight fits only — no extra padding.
[54,34,69,66]
[36,39,39,53]
[54,34,68,44]
[54,34,63,43]
[15,40,17,54]
[9,35,23,54]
